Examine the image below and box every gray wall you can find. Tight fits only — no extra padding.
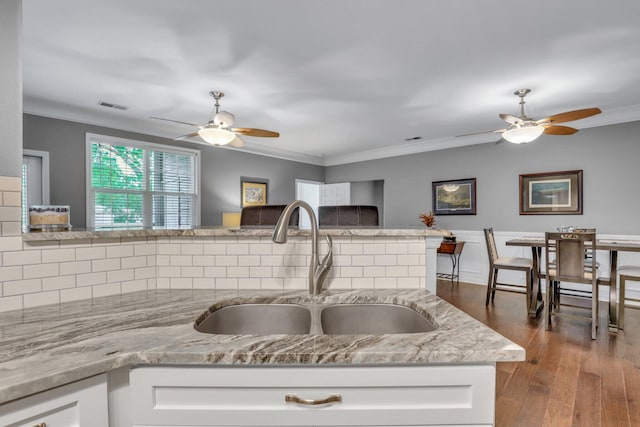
[326,120,640,234]
[0,0,22,177]
[23,114,325,228]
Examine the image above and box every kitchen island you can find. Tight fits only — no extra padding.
[0,288,524,426]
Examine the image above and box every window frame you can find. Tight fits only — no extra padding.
[85,133,201,229]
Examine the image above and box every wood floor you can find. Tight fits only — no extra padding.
[437,280,640,427]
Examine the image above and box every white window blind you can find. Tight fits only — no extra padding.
[87,134,199,229]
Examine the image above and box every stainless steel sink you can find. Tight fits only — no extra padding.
[195,302,437,335]
[195,304,312,335]
[320,304,437,334]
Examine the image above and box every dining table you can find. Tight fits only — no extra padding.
[506,236,640,331]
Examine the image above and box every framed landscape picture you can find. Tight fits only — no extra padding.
[519,170,583,215]
[241,180,268,207]
[432,178,477,215]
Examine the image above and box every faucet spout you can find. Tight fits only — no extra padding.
[272,200,333,296]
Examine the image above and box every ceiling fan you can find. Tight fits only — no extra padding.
[459,88,601,144]
[151,91,279,148]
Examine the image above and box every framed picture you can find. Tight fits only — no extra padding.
[519,170,583,215]
[241,180,268,207]
[432,178,477,215]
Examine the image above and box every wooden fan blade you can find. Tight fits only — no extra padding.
[231,127,279,138]
[537,108,601,125]
[150,117,201,127]
[499,114,523,124]
[229,136,245,148]
[543,125,578,135]
[175,132,200,141]
[456,128,506,137]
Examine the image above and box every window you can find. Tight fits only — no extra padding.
[86,134,200,229]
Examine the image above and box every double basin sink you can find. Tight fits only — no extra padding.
[195,303,438,335]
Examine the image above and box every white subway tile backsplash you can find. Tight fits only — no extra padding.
[122,279,148,293]
[0,228,430,312]
[158,266,181,278]
[76,272,107,287]
[352,255,374,266]
[170,255,194,267]
[204,266,227,277]
[0,266,22,282]
[227,266,250,278]
[60,287,93,303]
[0,295,23,311]
[238,277,261,288]
[0,236,23,251]
[123,256,148,269]
[1,221,22,236]
[75,246,106,261]
[181,266,204,278]
[181,243,204,255]
[60,260,92,275]
[107,245,134,258]
[238,255,261,266]
[107,269,135,283]
[3,250,42,266]
[42,248,76,263]
[4,278,42,296]
[23,263,60,279]
[192,278,214,289]
[374,277,397,288]
[215,255,238,267]
[92,258,121,272]
[215,278,238,289]
[192,255,216,266]
[170,278,193,289]
[92,283,122,298]
[261,277,283,289]
[134,267,156,280]
[42,275,76,291]
[24,290,60,308]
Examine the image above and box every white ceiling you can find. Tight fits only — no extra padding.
[22,0,640,166]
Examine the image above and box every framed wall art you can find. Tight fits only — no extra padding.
[432,178,477,215]
[519,170,583,215]
[241,179,268,207]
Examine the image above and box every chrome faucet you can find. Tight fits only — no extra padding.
[272,200,333,296]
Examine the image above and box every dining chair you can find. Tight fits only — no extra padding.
[616,266,640,330]
[484,228,533,306]
[544,230,599,339]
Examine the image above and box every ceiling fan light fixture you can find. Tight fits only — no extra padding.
[502,124,545,144]
[198,127,236,145]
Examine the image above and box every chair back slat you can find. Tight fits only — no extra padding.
[484,228,498,264]
[545,230,597,282]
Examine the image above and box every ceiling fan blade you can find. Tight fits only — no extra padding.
[150,116,201,127]
[456,128,506,137]
[229,136,245,148]
[543,125,578,135]
[499,114,523,124]
[537,108,601,125]
[231,127,280,138]
[175,131,200,141]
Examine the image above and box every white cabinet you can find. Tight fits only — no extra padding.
[0,374,108,427]
[129,365,495,426]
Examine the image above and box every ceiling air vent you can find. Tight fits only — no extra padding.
[98,101,129,111]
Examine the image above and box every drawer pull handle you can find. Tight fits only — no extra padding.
[285,394,342,406]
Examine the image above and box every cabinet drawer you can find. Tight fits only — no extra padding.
[130,365,495,426]
[0,374,108,427]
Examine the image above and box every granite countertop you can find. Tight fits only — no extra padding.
[22,227,451,241]
[0,288,524,404]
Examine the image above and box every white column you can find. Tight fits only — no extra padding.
[425,236,442,294]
